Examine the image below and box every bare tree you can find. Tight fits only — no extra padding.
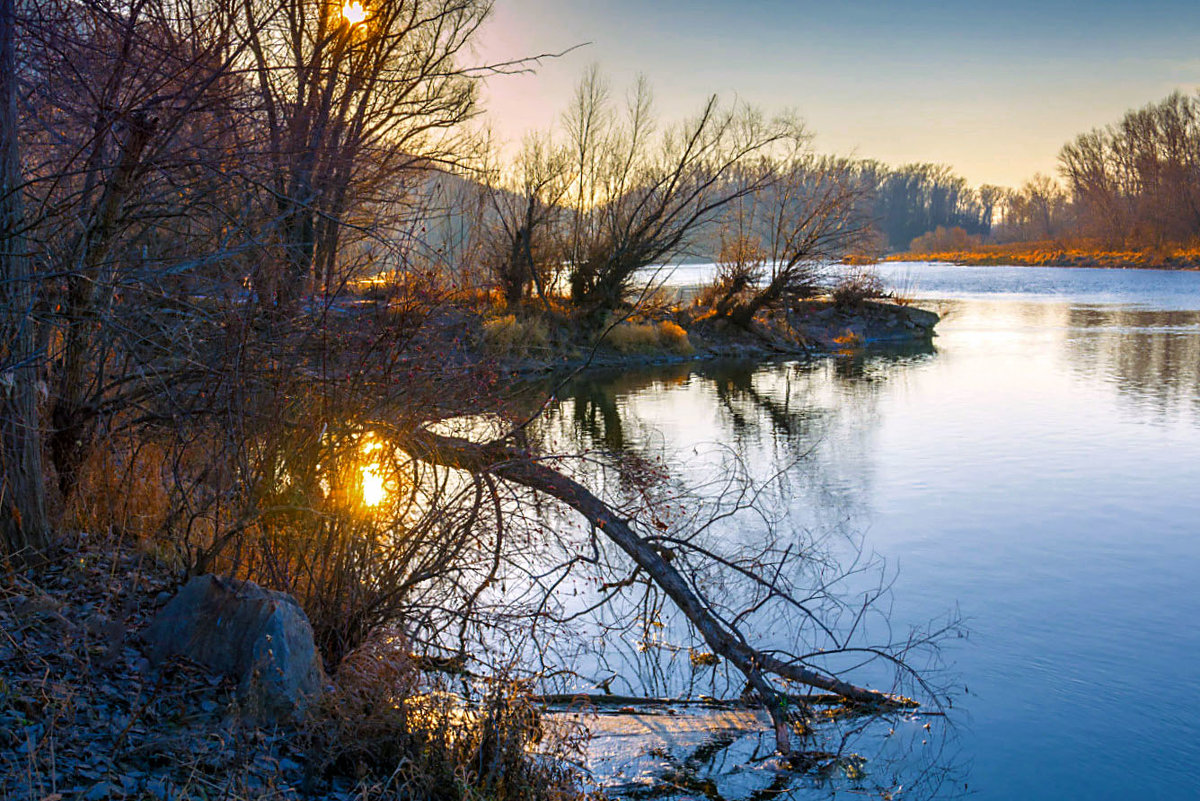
[404,424,938,757]
[12,0,253,504]
[733,152,871,327]
[236,0,489,309]
[1060,92,1200,248]
[991,174,1071,243]
[559,71,784,319]
[0,0,48,556]
[480,134,570,307]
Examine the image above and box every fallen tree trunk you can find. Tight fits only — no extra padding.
[407,428,914,755]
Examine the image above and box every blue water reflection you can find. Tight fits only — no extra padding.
[555,263,1200,799]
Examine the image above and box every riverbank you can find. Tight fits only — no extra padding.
[484,298,939,377]
[0,542,315,800]
[0,290,938,801]
[889,242,1200,270]
[0,539,592,801]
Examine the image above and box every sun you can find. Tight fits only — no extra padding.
[341,1,367,25]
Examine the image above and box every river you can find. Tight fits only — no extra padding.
[534,262,1200,800]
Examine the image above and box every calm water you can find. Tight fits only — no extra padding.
[541,263,1200,799]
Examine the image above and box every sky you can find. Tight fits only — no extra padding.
[472,0,1200,188]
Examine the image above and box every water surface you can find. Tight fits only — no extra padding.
[546,262,1200,799]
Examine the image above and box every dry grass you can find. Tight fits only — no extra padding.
[62,436,172,541]
[832,329,864,348]
[840,253,879,266]
[303,632,594,801]
[605,320,694,355]
[481,314,551,357]
[893,239,1200,269]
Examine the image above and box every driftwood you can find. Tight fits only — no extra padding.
[408,428,915,755]
[534,692,852,709]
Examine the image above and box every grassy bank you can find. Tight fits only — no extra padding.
[889,241,1200,270]
[469,296,939,377]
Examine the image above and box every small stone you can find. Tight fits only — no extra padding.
[85,781,113,801]
[146,779,170,801]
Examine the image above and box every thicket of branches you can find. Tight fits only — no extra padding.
[2,0,954,773]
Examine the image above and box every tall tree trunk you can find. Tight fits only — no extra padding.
[0,0,49,558]
[49,111,156,499]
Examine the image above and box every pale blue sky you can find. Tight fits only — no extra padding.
[474,0,1200,187]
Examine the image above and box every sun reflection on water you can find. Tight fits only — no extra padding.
[360,437,387,507]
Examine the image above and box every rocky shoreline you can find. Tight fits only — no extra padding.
[0,544,321,801]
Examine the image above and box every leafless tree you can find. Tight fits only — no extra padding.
[399,413,949,757]
[1,0,49,556]
[480,134,570,307]
[721,149,873,328]
[991,174,1071,243]
[235,0,489,309]
[558,70,785,319]
[1060,92,1200,247]
[17,0,247,501]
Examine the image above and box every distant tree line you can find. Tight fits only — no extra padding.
[857,161,994,250]
[1061,91,1200,248]
[905,91,1200,254]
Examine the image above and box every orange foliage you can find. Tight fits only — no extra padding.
[892,239,1200,270]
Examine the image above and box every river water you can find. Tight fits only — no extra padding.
[538,262,1200,799]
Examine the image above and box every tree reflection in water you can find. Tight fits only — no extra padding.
[514,341,964,799]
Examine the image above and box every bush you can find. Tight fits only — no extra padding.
[830,269,888,309]
[909,225,982,253]
[656,320,692,353]
[303,632,591,801]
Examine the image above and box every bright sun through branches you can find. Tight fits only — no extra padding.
[341,1,367,25]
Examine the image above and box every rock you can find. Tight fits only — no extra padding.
[85,781,113,801]
[278,756,303,774]
[895,304,939,331]
[145,575,326,719]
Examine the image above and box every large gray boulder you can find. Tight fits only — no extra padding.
[146,575,326,719]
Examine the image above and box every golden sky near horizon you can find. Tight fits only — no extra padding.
[472,0,1200,188]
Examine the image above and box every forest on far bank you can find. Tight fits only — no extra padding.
[899,92,1200,265]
